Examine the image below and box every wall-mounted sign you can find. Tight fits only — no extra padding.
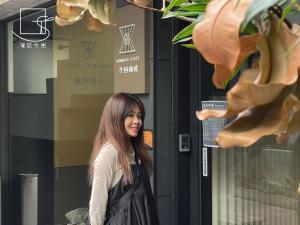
[202,101,227,148]
[114,5,149,94]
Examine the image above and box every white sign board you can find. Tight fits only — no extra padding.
[202,101,227,148]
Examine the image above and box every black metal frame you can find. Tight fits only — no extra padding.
[153,10,175,225]
[153,5,214,224]
[198,56,214,225]
[173,20,193,225]
[188,44,214,225]
[0,20,8,225]
[189,49,201,225]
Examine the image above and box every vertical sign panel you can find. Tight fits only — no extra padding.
[114,5,149,93]
[202,147,208,177]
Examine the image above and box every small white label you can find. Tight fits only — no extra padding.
[202,147,208,177]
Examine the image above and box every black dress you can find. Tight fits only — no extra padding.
[104,160,159,225]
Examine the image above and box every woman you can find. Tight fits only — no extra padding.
[89,93,159,225]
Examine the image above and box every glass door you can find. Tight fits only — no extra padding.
[197,49,300,225]
[196,24,300,223]
[6,2,154,225]
[7,5,114,224]
[212,138,300,225]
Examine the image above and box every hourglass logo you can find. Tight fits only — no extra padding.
[119,24,135,54]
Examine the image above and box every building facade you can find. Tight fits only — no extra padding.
[0,1,300,225]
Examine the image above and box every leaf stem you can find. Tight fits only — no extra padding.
[123,0,196,22]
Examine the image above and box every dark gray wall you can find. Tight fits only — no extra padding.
[8,78,54,225]
[0,21,9,225]
[153,14,174,225]
[9,135,54,225]
[53,166,90,224]
[152,7,205,225]
[136,10,154,131]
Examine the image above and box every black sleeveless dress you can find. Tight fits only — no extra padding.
[104,161,159,225]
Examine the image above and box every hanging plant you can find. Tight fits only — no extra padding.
[55,0,114,32]
[160,0,300,148]
[195,14,300,148]
[194,3,300,148]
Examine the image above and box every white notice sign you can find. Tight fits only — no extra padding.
[201,101,227,148]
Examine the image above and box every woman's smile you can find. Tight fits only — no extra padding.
[124,104,142,137]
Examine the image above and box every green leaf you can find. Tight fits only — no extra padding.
[163,0,187,16]
[162,11,199,19]
[191,0,208,4]
[278,0,289,7]
[177,3,206,12]
[181,43,195,49]
[278,0,297,30]
[223,56,249,88]
[241,21,259,35]
[174,36,193,44]
[172,22,195,43]
[294,2,300,11]
[196,13,204,22]
[242,0,283,31]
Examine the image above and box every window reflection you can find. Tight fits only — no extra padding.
[212,135,300,225]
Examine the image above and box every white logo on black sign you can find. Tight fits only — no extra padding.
[119,24,135,54]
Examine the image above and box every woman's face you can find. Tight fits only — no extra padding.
[124,104,142,138]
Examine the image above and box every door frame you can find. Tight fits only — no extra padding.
[0,20,8,225]
[153,16,214,225]
[189,51,214,225]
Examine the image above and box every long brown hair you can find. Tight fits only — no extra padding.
[88,92,153,184]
